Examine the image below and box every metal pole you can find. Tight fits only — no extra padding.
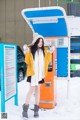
[56,0,58,6]
[67,34,71,99]
[38,0,40,7]
[49,0,51,6]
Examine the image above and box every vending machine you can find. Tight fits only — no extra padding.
[21,6,69,108]
[39,47,57,108]
[67,16,80,77]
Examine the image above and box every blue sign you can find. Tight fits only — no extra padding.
[0,43,18,112]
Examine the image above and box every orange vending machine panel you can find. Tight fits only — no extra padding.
[39,48,57,109]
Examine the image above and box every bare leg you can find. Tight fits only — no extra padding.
[34,85,40,117]
[22,85,35,118]
[35,85,41,105]
[25,85,35,105]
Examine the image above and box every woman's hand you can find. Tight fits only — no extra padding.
[23,44,30,54]
[48,46,55,53]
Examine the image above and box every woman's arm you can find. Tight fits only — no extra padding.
[48,46,55,53]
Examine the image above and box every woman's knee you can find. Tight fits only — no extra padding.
[35,85,40,93]
[30,86,35,93]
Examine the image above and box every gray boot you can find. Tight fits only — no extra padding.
[22,104,29,118]
[34,104,39,118]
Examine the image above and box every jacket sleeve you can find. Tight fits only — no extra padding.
[25,52,34,76]
[44,49,52,77]
[45,48,52,64]
[46,52,52,64]
[25,52,31,65]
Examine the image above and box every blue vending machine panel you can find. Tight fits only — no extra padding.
[57,48,68,77]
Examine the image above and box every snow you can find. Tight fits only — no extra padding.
[0,77,80,120]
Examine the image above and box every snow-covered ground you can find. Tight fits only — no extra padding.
[0,77,80,120]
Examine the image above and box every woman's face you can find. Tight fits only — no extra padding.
[38,39,43,48]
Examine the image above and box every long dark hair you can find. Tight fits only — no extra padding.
[31,38,45,59]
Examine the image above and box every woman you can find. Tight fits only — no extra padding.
[22,33,54,119]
